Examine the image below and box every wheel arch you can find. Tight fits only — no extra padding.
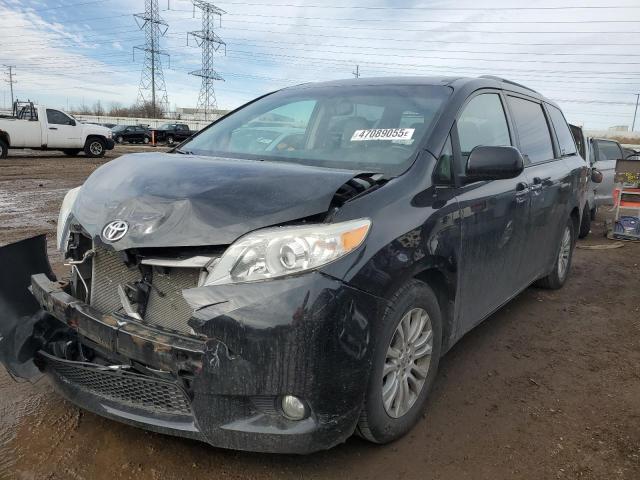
[84,134,107,147]
[0,129,10,146]
[414,266,456,354]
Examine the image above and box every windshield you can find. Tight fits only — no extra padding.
[158,123,172,130]
[112,125,127,131]
[182,84,451,176]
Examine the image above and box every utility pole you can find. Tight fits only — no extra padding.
[352,65,360,79]
[188,1,226,121]
[632,93,639,132]
[134,0,169,118]
[4,65,16,109]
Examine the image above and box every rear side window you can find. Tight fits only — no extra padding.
[547,105,577,157]
[507,96,554,164]
[457,93,511,158]
[596,140,623,161]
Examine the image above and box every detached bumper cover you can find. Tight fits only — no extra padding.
[27,268,386,453]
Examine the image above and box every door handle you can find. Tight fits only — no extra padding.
[533,176,551,185]
[515,182,529,204]
[49,127,58,130]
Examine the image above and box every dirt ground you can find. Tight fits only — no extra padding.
[0,147,639,480]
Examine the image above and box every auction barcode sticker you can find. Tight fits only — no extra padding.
[351,128,415,142]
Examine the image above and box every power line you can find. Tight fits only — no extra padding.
[207,1,640,11]
[220,18,640,34]
[4,65,16,108]
[188,0,226,119]
[223,11,640,24]
[173,24,640,47]
[134,0,170,116]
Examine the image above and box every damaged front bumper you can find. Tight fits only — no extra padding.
[0,236,386,454]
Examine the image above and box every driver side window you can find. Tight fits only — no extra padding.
[457,94,511,159]
[46,109,71,126]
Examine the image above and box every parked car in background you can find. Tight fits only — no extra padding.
[1,76,588,454]
[623,146,640,160]
[111,125,151,144]
[569,125,607,238]
[0,101,114,158]
[151,123,195,145]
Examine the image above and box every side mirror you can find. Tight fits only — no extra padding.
[463,145,525,184]
[591,168,603,184]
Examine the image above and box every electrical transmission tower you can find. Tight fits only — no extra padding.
[134,0,169,118]
[188,1,226,120]
[4,65,16,109]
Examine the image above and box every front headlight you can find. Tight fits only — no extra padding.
[204,218,371,286]
[56,187,81,251]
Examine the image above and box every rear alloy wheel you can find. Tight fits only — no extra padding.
[84,138,106,158]
[536,218,575,289]
[357,280,442,444]
[578,205,591,239]
[167,135,175,146]
[0,138,7,159]
[143,136,150,144]
[116,135,124,144]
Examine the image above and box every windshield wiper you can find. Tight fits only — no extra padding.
[174,148,193,155]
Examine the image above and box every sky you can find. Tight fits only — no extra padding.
[0,0,639,130]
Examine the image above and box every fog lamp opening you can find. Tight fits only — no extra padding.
[281,395,307,421]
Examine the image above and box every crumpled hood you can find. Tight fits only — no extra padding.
[72,153,359,250]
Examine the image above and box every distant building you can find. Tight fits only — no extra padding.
[608,125,629,132]
[174,107,230,121]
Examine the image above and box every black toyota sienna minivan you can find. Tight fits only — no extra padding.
[0,76,589,454]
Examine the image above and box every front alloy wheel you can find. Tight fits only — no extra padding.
[85,139,106,158]
[383,308,433,418]
[357,280,442,444]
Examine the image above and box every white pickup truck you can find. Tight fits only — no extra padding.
[0,102,115,158]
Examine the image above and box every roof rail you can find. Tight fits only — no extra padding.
[478,75,540,95]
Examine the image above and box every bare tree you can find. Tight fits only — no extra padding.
[92,100,105,116]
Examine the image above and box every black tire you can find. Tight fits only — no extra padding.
[0,138,8,159]
[166,135,175,146]
[578,205,591,239]
[536,218,575,290]
[357,279,442,444]
[62,149,81,156]
[84,138,106,158]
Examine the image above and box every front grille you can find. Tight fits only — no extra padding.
[42,352,192,415]
[90,246,201,334]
